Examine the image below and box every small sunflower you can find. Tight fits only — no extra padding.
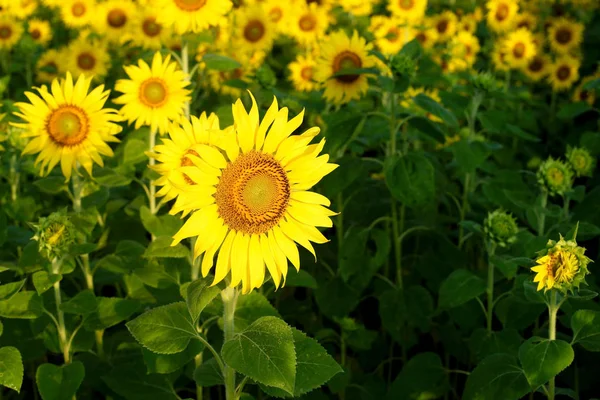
[573,76,596,106]
[387,0,427,23]
[448,31,480,70]
[288,54,318,92]
[0,16,23,49]
[4,0,37,20]
[414,19,438,50]
[11,72,122,180]
[288,2,329,46]
[234,5,276,54]
[401,87,442,122]
[566,146,595,177]
[491,42,510,72]
[522,53,551,81]
[515,12,537,31]
[36,48,63,83]
[95,0,136,43]
[339,0,373,17]
[503,28,536,69]
[114,52,191,135]
[262,0,292,33]
[154,0,232,34]
[548,55,580,92]
[129,8,170,50]
[28,18,52,45]
[60,0,94,28]
[486,0,518,33]
[537,157,574,196]
[458,16,477,33]
[65,37,111,80]
[206,52,263,98]
[374,18,415,55]
[548,17,584,55]
[432,10,457,42]
[315,30,377,105]
[170,93,337,294]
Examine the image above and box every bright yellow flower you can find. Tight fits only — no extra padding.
[339,0,373,17]
[387,0,427,23]
[233,5,276,55]
[206,52,263,98]
[458,16,477,33]
[288,2,329,47]
[154,0,232,34]
[95,0,136,43]
[36,48,63,83]
[414,19,438,50]
[548,17,584,55]
[432,11,457,42]
[114,52,192,135]
[450,31,480,70]
[548,55,580,92]
[65,37,111,80]
[171,93,337,294]
[515,12,537,31]
[60,0,95,28]
[491,41,510,72]
[129,8,171,50]
[288,54,318,92]
[522,53,551,82]
[374,17,415,56]
[262,0,292,33]
[486,0,518,33]
[28,18,52,45]
[4,0,37,20]
[573,76,596,106]
[11,72,122,180]
[0,16,23,49]
[503,28,537,69]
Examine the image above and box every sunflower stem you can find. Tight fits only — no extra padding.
[222,287,239,400]
[547,290,559,400]
[52,257,69,364]
[458,173,471,249]
[486,242,497,332]
[195,352,203,400]
[181,41,191,119]
[9,153,20,203]
[538,190,548,236]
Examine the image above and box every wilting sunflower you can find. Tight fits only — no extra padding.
[288,2,329,46]
[171,93,337,293]
[288,54,318,92]
[573,76,596,106]
[548,17,584,55]
[548,55,580,92]
[114,52,191,134]
[129,8,170,49]
[148,112,221,215]
[387,0,427,22]
[95,0,136,43]
[60,0,94,28]
[522,53,550,81]
[0,16,23,49]
[502,28,536,69]
[315,30,376,105]
[154,0,232,34]
[374,18,415,55]
[486,0,518,33]
[28,18,52,45]
[432,10,457,42]
[65,37,110,80]
[233,5,276,54]
[11,72,122,180]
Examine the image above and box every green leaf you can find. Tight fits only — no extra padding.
[463,354,530,400]
[93,167,132,187]
[0,347,23,393]
[84,297,139,330]
[193,358,223,387]
[202,53,241,71]
[235,292,279,331]
[571,309,600,351]
[123,138,148,165]
[438,269,486,309]
[126,302,197,354]
[140,207,184,237]
[284,269,318,289]
[32,272,61,295]
[518,337,574,389]
[469,328,522,362]
[582,78,600,90]
[33,177,67,194]
[557,102,591,120]
[0,279,25,300]
[330,67,380,79]
[0,291,43,319]
[142,340,204,374]
[144,236,189,258]
[0,320,3,337]
[36,362,85,400]
[102,363,179,400]
[413,93,458,128]
[450,140,491,174]
[407,116,445,143]
[339,228,369,282]
[387,353,447,400]
[221,316,296,394]
[60,290,98,315]
[385,153,435,208]
[186,278,221,323]
[505,124,540,142]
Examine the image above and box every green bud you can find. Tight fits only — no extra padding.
[537,157,574,196]
[390,53,416,80]
[31,211,75,261]
[566,146,595,177]
[255,64,277,89]
[470,71,500,94]
[484,209,519,248]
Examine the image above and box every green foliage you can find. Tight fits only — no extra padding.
[36,362,85,400]
[0,347,23,393]
[518,338,574,389]
[571,310,600,351]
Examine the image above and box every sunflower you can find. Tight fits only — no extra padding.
[486,0,518,33]
[154,0,232,34]
[548,17,584,55]
[387,0,427,23]
[339,0,373,17]
[65,37,110,80]
[522,53,550,81]
[148,112,221,215]
[11,72,122,180]
[432,10,457,42]
[170,93,337,293]
[288,2,329,46]
[36,49,62,83]
[315,30,376,105]
[532,248,579,292]
[262,0,292,33]
[0,16,23,49]
[28,18,52,45]
[401,87,442,122]
[95,0,136,43]
[114,52,191,135]
[502,28,536,69]
[233,5,276,54]
[4,0,37,20]
[129,8,170,49]
[374,18,415,55]
[288,54,318,92]
[414,19,438,50]
[548,55,580,91]
[573,76,596,106]
[60,0,94,28]
[515,12,537,31]
[448,31,480,70]
[458,16,477,33]
[491,42,510,72]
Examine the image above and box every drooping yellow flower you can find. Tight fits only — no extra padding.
[154,0,232,34]
[374,18,415,55]
[432,10,457,42]
[114,52,191,135]
[148,112,221,216]
[288,2,329,46]
[171,93,337,294]
[548,55,580,92]
[288,54,318,92]
[548,17,584,55]
[573,76,596,106]
[11,72,122,180]
[60,0,95,28]
[233,5,276,54]
[0,16,23,49]
[28,18,52,45]
[502,28,537,69]
[129,8,170,50]
[387,0,427,23]
[95,0,136,43]
[522,53,551,82]
[314,30,376,105]
[65,37,111,80]
[486,0,518,33]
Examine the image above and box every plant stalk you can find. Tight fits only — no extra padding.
[486,242,497,332]
[52,258,69,364]
[458,173,471,249]
[538,191,548,236]
[222,287,239,400]
[181,41,191,119]
[547,291,558,400]
[148,127,158,218]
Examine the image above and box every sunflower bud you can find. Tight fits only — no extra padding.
[390,53,416,81]
[470,71,499,93]
[531,235,592,293]
[31,211,75,260]
[537,157,574,196]
[483,209,519,248]
[566,146,595,177]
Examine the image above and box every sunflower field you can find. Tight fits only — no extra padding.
[1,0,600,399]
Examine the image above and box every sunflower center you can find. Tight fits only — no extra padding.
[108,9,127,28]
[495,4,509,21]
[513,42,525,58]
[416,32,427,44]
[215,151,290,235]
[548,167,564,184]
[436,19,448,34]
[299,14,316,32]
[174,0,207,11]
[71,2,86,17]
[386,28,399,42]
[140,78,168,107]
[300,66,313,81]
[142,17,162,37]
[555,28,572,45]
[47,106,89,146]
[557,66,570,81]
[399,0,414,10]
[529,58,543,72]
[31,28,41,39]
[269,7,283,22]
[77,53,96,70]
[244,20,265,43]
[0,25,11,39]
[579,91,589,101]
[333,51,362,83]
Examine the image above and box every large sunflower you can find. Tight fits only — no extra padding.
[28,18,52,45]
[154,0,232,34]
[60,0,94,28]
[288,2,329,46]
[502,28,536,69]
[387,0,427,22]
[0,16,23,49]
[65,37,110,80]
[114,52,191,134]
[95,0,136,43]
[314,30,376,105]
[288,54,319,92]
[548,56,580,92]
[170,93,337,293]
[548,17,584,55]
[11,72,122,180]
[486,0,518,33]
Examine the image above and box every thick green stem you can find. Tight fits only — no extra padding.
[9,153,19,202]
[547,291,558,400]
[486,243,497,332]
[458,173,471,249]
[148,127,158,218]
[538,191,548,236]
[195,352,203,400]
[562,196,570,221]
[52,258,69,364]
[222,287,239,400]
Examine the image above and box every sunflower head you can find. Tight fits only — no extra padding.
[531,234,592,292]
[31,211,76,261]
[566,146,595,177]
[537,157,574,196]
[484,209,519,248]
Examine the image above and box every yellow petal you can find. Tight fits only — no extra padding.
[249,235,265,291]
[213,230,235,286]
[260,233,281,289]
[272,226,300,271]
